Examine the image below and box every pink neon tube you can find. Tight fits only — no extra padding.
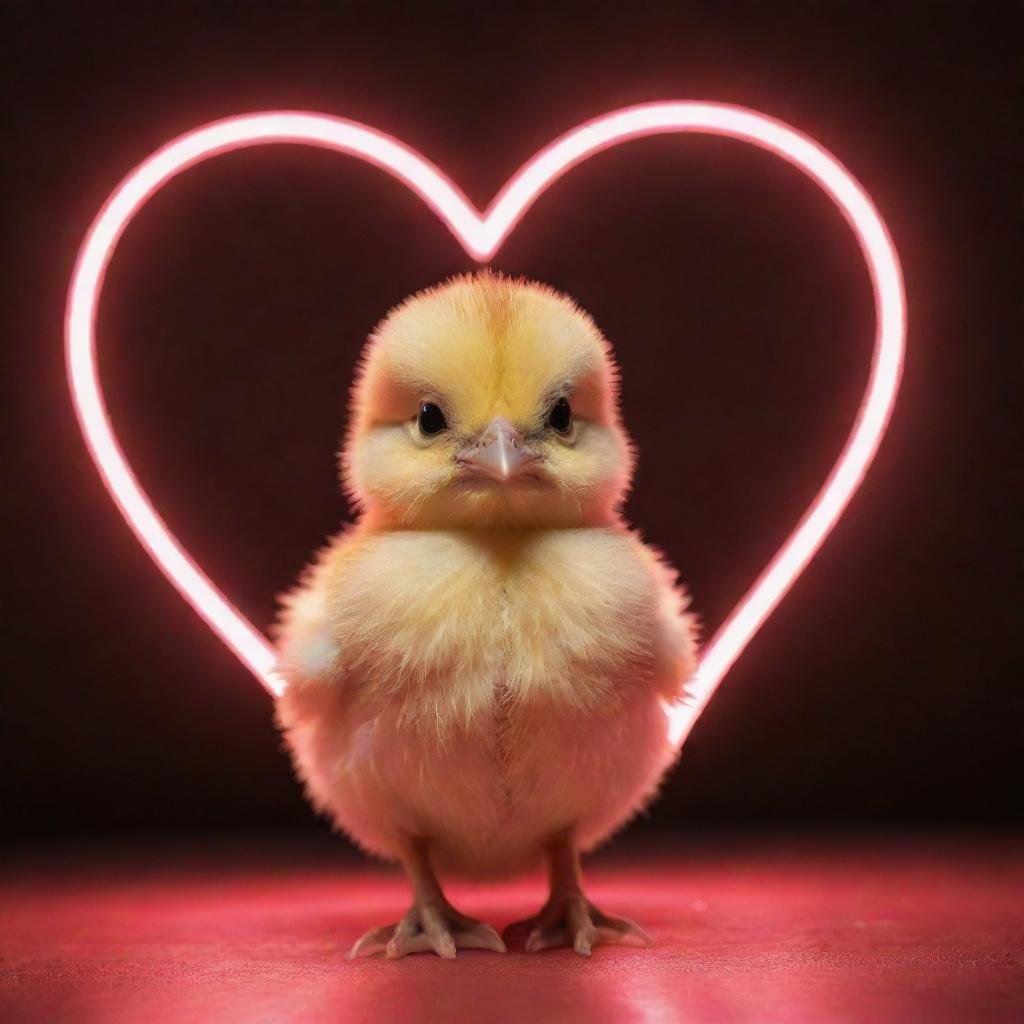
[65,103,905,748]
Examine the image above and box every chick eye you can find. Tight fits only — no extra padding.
[417,402,448,435]
[547,397,573,434]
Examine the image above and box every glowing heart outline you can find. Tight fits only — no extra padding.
[65,102,905,749]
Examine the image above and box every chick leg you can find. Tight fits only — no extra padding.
[507,831,652,956]
[348,838,506,959]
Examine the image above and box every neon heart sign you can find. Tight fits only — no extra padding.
[65,102,905,749]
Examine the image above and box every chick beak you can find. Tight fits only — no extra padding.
[457,416,540,482]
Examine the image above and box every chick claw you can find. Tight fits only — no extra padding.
[348,901,506,960]
[509,893,651,957]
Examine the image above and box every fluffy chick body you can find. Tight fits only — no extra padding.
[278,525,691,876]
[275,273,696,884]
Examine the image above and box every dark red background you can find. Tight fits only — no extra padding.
[3,1,1019,841]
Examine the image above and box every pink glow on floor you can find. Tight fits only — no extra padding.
[2,837,1021,1023]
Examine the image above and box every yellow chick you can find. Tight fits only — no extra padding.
[275,271,697,958]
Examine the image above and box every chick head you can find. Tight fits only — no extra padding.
[343,272,634,529]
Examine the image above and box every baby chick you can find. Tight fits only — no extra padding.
[275,272,697,958]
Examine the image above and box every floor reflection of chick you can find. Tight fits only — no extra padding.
[275,272,697,958]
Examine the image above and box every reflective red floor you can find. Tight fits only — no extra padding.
[2,835,1022,1023]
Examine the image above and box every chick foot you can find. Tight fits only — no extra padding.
[508,891,650,956]
[506,831,652,956]
[348,838,505,960]
[349,901,506,959]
